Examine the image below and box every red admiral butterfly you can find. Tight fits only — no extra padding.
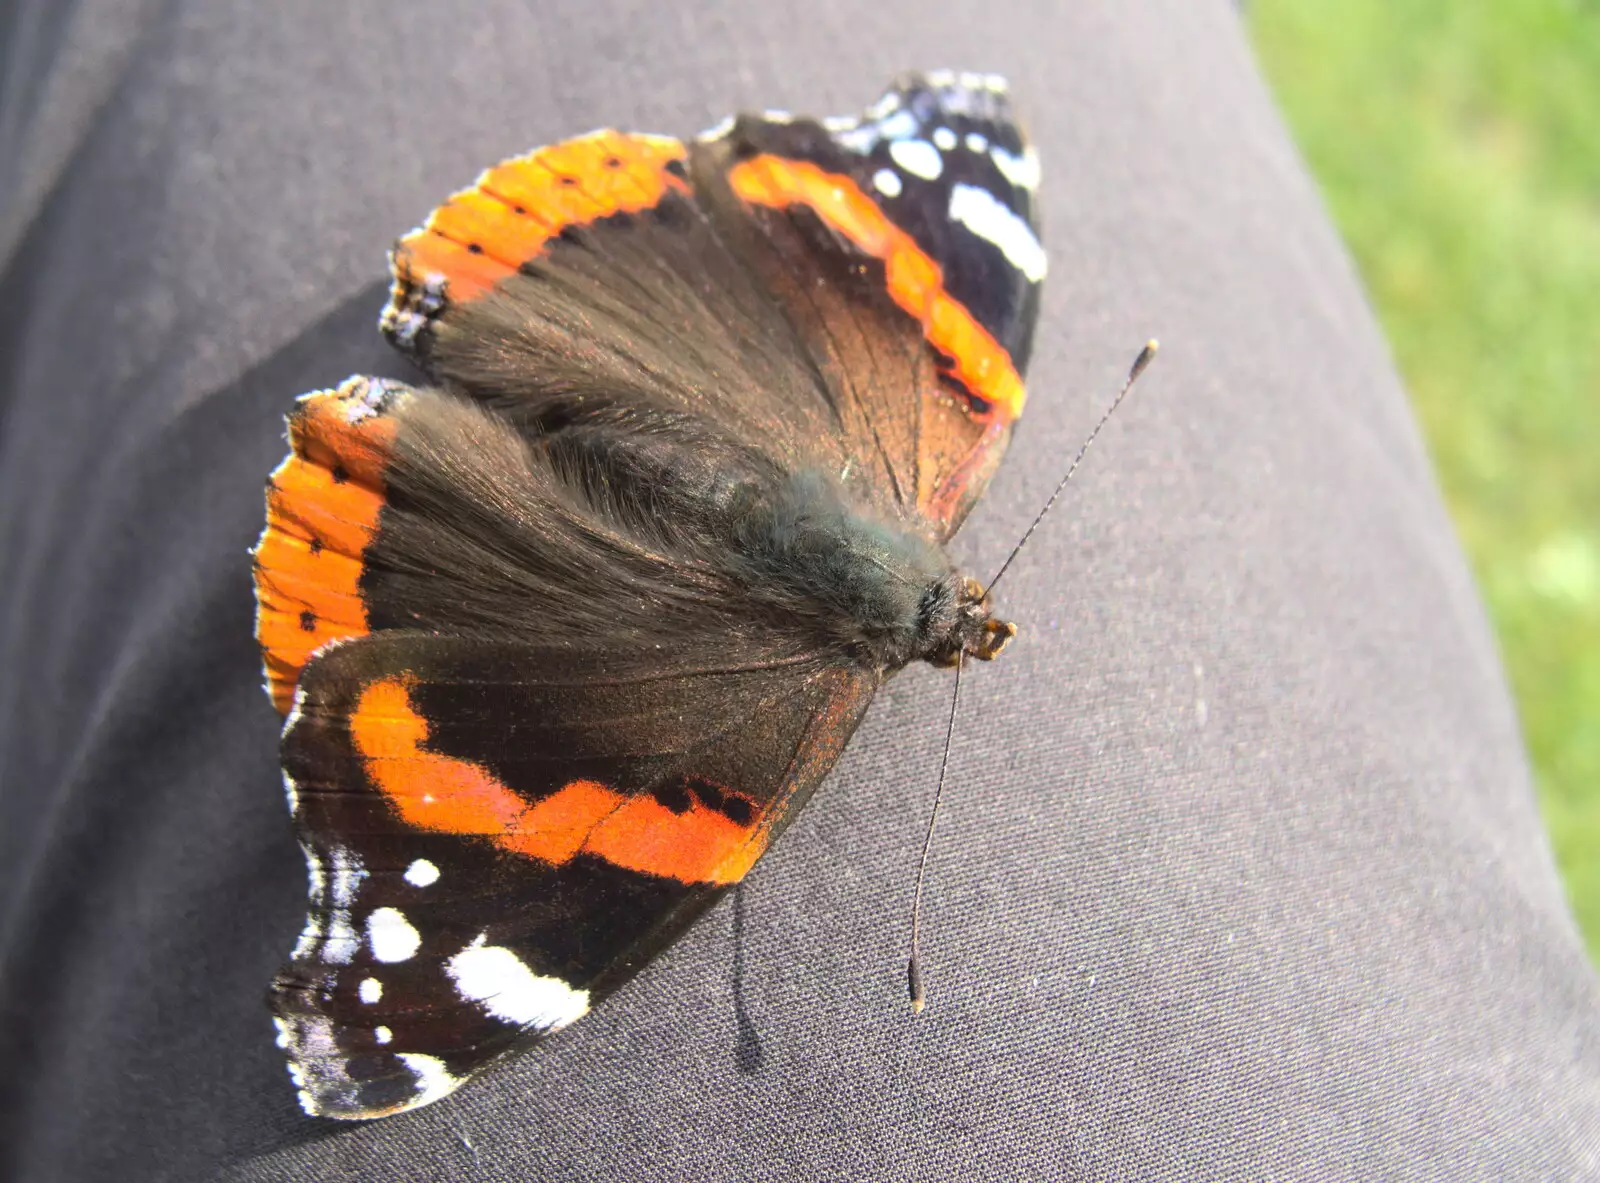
[253,71,1044,1119]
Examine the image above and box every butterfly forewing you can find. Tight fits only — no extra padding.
[275,633,875,1118]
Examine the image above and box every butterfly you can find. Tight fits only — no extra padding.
[252,70,1043,1119]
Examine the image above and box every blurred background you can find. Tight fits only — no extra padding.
[1249,2,1600,957]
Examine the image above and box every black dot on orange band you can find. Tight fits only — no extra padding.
[308,537,323,556]
[331,464,349,484]
[560,176,577,187]
[652,782,694,814]
[605,157,621,168]
[467,243,483,254]
[299,610,317,632]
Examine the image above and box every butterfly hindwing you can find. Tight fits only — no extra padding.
[275,631,876,1119]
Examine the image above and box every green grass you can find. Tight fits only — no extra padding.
[1248,1,1600,955]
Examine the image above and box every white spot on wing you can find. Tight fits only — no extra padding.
[367,907,421,963]
[330,846,366,911]
[320,910,361,964]
[966,132,988,153]
[397,1053,460,1108]
[277,1011,344,1116]
[949,182,1048,282]
[447,934,591,1030]
[301,845,367,966]
[290,919,322,961]
[932,126,957,151]
[875,109,918,143]
[888,139,943,181]
[872,168,903,198]
[276,1006,464,1117]
[303,844,327,906]
[866,91,901,120]
[359,977,383,1004]
[291,842,329,960]
[833,125,878,154]
[990,144,1041,191]
[404,858,440,888]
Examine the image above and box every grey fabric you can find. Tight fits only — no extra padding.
[2,0,1597,1178]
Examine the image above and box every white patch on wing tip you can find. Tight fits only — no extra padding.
[397,1053,460,1108]
[272,1016,291,1049]
[447,933,591,1031]
[966,132,988,153]
[888,138,942,181]
[367,907,421,963]
[404,858,440,888]
[991,145,1041,191]
[872,168,903,198]
[932,126,957,151]
[374,1026,392,1045]
[866,91,900,119]
[950,182,1048,282]
[875,109,918,144]
[359,977,382,1004]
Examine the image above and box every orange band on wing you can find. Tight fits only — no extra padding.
[388,132,690,308]
[727,155,1025,420]
[254,379,400,714]
[349,678,766,885]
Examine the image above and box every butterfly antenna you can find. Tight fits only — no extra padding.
[986,340,1158,593]
[908,651,963,1013]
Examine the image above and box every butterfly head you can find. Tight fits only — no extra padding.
[919,575,1016,669]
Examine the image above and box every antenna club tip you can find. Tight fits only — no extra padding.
[907,958,926,1013]
[1129,339,1158,383]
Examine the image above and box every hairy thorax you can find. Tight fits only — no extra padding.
[727,471,1016,671]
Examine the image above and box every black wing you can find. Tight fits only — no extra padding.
[274,632,874,1119]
